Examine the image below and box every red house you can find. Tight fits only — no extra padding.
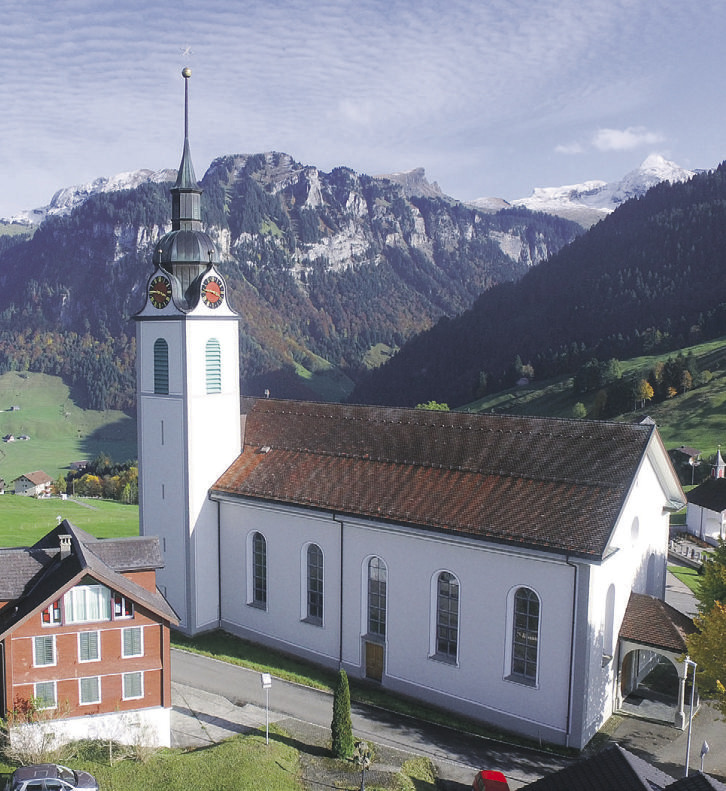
[0,521,178,748]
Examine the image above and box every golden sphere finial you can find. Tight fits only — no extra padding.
[182,66,192,79]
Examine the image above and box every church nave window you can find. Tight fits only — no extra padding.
[509,587,540,685]
[433,571,459,663]
[305,543,324,625]
[367,557,387,638]
[249,531,267,609]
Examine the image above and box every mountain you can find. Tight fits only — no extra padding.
[350,161,726,409]
[469,155,695,227]
[0,152,580,410]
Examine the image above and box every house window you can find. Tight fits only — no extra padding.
[122,626,143,658]
[153,338,169,395]
[41,599,61,626]
[64,584,112,623]
[78,630,100,662]
[113,593,134,619]
[510,587,540,685]
[79,676,101,705]
[33,635,55,667]
[205,338,221,394]
[251,532,267,608]
[306,544,324,625]
[367,557,387,638]
[123,671,144,700]
[434,572,459,662]
[34,681,57,709]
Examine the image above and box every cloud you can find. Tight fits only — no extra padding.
[555,142,585,155]
[592,127,665,152]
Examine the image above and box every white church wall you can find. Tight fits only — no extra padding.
[686,502,724,545]
[218,500,343,666]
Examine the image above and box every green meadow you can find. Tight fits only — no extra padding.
[0,370,136,484]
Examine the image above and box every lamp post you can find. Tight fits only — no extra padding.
[260,672,272,745]
[354,740,372,791]
[684,656,697,777]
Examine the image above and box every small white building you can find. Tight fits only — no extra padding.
[13,471,52,497]
[686,477,726,545]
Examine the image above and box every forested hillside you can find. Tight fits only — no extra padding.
[0,153,579,409]
[351,162,726,408]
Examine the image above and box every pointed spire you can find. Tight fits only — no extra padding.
[174,67,198,190]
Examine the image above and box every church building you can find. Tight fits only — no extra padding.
[135,69,687,749]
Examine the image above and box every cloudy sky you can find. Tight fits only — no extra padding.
[0,0,724,218]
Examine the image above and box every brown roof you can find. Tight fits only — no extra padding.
[619,592,695,653]
[212,399,675,559]
[15,470,52,486]
[0,521,178,639]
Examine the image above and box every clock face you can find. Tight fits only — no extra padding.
[201,275,225,308]
[149,275,171,309]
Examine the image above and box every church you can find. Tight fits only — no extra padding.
[135,69,687,749]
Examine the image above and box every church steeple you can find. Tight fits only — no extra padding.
[155,67,215,302]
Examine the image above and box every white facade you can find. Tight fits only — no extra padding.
[136,270,240,634]
[686,501,725,545]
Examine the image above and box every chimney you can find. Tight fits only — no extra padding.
[59,534,72,560]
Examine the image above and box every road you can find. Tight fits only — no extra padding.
[171,648,571,788]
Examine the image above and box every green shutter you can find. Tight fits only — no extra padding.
[154,338,169,395]
[205,338,221,394]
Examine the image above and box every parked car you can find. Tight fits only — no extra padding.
[472,769,510,791]
[5,764,98,791]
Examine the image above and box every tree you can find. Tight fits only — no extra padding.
[696,540,726,614]
[415,401,449,411]
[572,402,587,419]
[331,669,354,759]
[634,379,654,409]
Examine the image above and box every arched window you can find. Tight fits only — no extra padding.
[367,557,387,638]
[435,571,459,662]
[251,532,267,609]
[511,587,540,684]
[153,338,169,395]
[205,338,221,394]
[306,544,323,625]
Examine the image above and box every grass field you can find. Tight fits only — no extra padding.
[0,371,136,484]
[668,564,703,596]
[0,496,139,546]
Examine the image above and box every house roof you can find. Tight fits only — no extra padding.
[687,477,726,513]
[212,399,684,560]
[668,773,726,790]
[13,470,52,485]
[522,744,675,790]
[619,592,695,653]
[0,521,177,639]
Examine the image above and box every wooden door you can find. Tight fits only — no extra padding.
[365,641,384,682]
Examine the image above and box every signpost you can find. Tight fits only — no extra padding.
[261,672,272,745]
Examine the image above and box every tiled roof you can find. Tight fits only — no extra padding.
[619,592,695,653]
[522,744,675,790]
[687,478,726,513]
[212,399,665,559]
[668,773,726,790]
[0,521,177,639]
[14,470,52,485]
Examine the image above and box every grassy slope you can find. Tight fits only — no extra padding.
[466,337,726,460]
[0,371,136,483]
[0,496,139,546]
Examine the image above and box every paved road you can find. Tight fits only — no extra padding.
[171,649,570,789]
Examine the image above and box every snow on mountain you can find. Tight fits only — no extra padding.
[4,168,176,226]
[471,155,695,227]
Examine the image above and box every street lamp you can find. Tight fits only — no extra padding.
[354,741,372,791]
[684,656,697,777]
[260,672,272,745]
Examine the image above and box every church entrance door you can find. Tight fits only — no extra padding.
[365,641,384,682]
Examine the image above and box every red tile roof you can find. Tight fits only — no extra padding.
[619,592,695,653]
[212,399,667,559]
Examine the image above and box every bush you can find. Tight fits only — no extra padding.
[331,669,354,759]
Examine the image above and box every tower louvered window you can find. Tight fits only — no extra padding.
[206,338,221,394]
[153,338,169,394]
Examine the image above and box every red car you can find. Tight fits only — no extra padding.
[472,769,510,791]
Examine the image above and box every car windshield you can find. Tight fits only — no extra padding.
[57,767,75,783]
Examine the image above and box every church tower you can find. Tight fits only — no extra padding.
[135,68,241,634]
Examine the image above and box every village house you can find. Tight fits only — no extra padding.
[12,471,52,497]
[133,68,690,750]
[0,521,178,748]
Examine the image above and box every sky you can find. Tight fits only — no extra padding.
[0,0,724,219]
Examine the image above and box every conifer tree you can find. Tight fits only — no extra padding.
[331,669,354,759]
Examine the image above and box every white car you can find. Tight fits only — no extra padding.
[5,764,98,791]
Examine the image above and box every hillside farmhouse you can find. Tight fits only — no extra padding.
[0,522,178,748]
[13,471,52,497]
[132,68,690,749]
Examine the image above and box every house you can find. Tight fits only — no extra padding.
[13,471,53,497]
[3,434,15,443]
[0,521,178,748]
[133,68,689,750]
[686,477,726,545]
[521,743,726,790]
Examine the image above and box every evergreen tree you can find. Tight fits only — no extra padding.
[331,669,354,759]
